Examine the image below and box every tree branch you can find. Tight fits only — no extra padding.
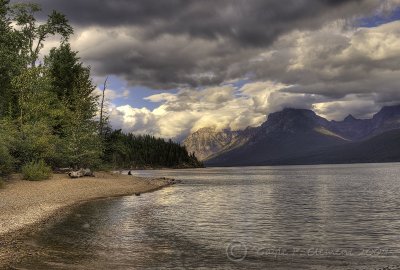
[99,76,108,136]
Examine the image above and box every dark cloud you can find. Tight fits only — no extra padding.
[249,20,400,105]
[21,0,380,46]
[11,0,400,120]
[11,0,388,89]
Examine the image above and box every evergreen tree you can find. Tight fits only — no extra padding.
[104,131,203,169]
[44,44,102,168]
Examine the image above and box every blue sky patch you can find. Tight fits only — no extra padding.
[97,76,178,110]
[358,7,400,27]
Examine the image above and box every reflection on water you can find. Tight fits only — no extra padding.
[15,164,400,269]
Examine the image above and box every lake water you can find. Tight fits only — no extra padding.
[14,164,400,269]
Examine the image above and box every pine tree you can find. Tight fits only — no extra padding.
[45,44,102,168]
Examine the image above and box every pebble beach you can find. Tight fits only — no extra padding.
[0,172,173,268]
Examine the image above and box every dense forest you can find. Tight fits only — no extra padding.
[103,131,202,169]
[0,1,202,180]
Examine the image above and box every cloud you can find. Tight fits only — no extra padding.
[313,96,381,120]
[108,81,293,139]
[144,93,177,103]
[92,87,129,105]
[247,20,400,109]
[23,1,384,42]
[109,105,159,135]
[14,0,399,88]
[104,16,400,138]
[9,0,400,138]
[68,26,243,88]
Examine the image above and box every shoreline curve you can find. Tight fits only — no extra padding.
[0,172,174,268]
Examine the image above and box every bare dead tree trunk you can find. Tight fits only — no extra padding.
[99,76,108,136]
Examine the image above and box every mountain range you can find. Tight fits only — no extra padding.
[183,105,400,166]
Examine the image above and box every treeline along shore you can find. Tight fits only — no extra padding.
[0,0,202,187]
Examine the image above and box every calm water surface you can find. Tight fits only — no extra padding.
[15,164,400,269]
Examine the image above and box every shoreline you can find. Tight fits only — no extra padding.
[0,172,175,268]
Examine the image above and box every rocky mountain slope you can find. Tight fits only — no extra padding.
[182,127,256,160]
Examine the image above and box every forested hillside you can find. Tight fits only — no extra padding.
[0,1,201,179]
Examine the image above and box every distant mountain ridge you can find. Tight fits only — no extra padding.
[183,105,400,166]
[329,105,400,140]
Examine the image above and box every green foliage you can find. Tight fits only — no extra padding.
[12,67,60,124]
[14,122,58,167]
[44,44,102,168]
[45,44,84,102]
[10,67,60,167]
[56,118,103,169]
[10,2,73,66]
[21,160,52,181]
[104,130,203,169]
[0,1,198,174]
[0,0,25,118]
[0,145,14,176]
[0,120,16,176]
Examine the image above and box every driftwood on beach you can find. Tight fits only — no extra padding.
[68,168,95,178]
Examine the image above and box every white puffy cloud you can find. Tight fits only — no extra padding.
[107,81,287,139]
[313,97,380,120]
[93,87,130,110]
[109,105,159,135]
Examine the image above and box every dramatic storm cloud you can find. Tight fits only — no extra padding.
[13,0,400,138]
[16,0,398,88]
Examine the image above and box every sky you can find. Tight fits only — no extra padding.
[15,0,400,140]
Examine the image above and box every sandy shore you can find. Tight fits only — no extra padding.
[0,172,174,267]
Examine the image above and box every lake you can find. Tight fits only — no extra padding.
[14,164,400,269]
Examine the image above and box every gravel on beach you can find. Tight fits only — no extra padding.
[0,172,173,267]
